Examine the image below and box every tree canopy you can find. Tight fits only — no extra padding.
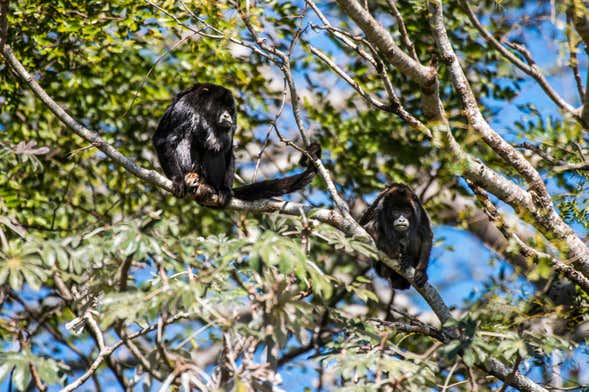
[1,0,588,391]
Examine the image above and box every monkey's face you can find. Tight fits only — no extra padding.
[391,209,411,232]
[195,84,237,133]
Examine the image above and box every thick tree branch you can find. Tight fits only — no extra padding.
[467,181,589,294]
[428,1,551,205]
[427,0,589,277]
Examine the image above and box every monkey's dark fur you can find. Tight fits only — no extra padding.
[359,183,433,290]
[152,83,320,207]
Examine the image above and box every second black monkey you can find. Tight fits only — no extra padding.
[359,183,433,290]
[152,83,320,207]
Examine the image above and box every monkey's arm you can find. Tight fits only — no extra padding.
[153,104,195,197]
[153,132,187,196]
[414,217,433,286]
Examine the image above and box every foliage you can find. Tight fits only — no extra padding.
[0,0,587,391]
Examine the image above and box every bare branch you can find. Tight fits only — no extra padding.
[335,0,431,84]
[307,0,378,68]
[334,0,444,121]
[461,1,580,122]
[553,161,589,173]
[385,0,418,61]
[427,1,589,277]
[307,14,431,137]
[566,11,585,101]
[59,344,117,392]
[429,1,552,205]
[307,43,392,111]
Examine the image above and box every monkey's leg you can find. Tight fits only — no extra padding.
[199,150,231,208]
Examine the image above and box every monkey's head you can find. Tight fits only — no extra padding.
[191,83,237,133]
[381,183,420,234]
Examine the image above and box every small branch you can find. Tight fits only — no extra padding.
[334,0,443,120]
[156,316,174,369]
[308,19,431,137]
[334,0,432,85]
[239,9,309,146]
[307,0,378,68]
[29,363,47,392]
[59,345,117,392]
[442,361,459,392]
[385,0,418,61]
[368,318,447,342]
[118,255,133,291]
[553,161,589,173]
[460,0,579,122]
[307,43,393,111]
[467,180,589,295]
[566,11,585,101]
[84,312,105,351]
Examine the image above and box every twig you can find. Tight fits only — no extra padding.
[553,161,589,173]
[307,43,392,111]
[385,0,418,61]
[565,11,585,101]
[29,363,47,392]
[460,0,580,123]
[497,353,522,392]
[442,361,459,392]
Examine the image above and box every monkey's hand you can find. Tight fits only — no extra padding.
[298,143,322,167]
[184,172,201,189]
[413,269,428,287]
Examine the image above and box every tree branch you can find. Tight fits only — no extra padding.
[334,0,444,121]
[426,0,589,277]
[460,0,580,123]
[1,37,552,392]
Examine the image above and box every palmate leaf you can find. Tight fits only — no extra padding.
[0,239,48,290]
[0,350,68,391]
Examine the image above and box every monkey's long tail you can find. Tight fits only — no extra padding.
[232,168,317,201]
[232,143,321,201]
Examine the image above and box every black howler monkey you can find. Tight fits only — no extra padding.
[359,183,433,290]
[152,83,320,207]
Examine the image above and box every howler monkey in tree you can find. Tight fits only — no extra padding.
[359,183,433,290]
[152,83,320,207]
